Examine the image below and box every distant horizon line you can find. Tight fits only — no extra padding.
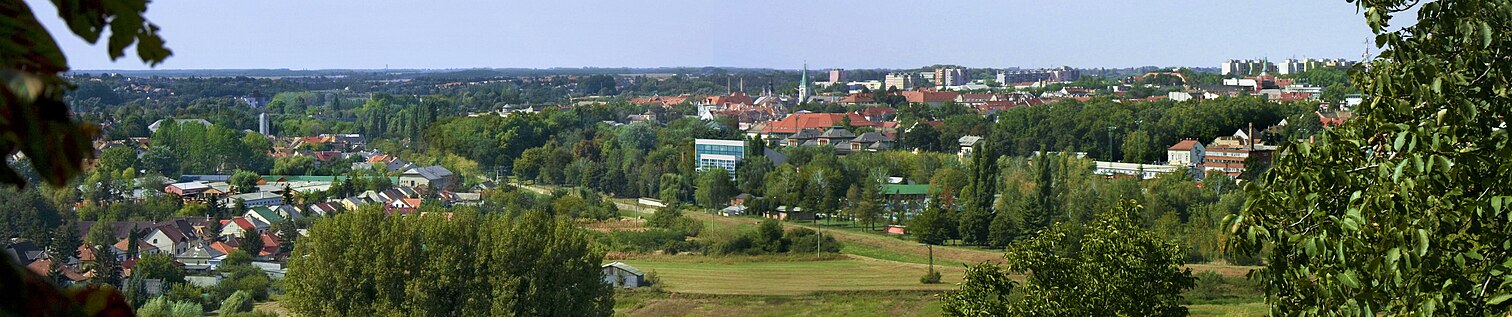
[71,65,1229,73]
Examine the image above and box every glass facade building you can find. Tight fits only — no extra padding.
[695,139,745,179]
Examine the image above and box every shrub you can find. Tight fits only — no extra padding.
[222,311,279,317]
[220,290,254,314]
[645,270,664,292]
[920,270,943,284]
[136,297,203,317]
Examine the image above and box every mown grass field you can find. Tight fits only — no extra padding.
[614,290,944,317]
[571,185,1269,316]
[617,255,962,295]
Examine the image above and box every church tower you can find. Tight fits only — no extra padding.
[798,63,810,103]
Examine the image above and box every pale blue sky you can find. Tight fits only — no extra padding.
[29,0,1377,70]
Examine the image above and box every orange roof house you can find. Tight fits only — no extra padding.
[895,90,955,104]
[839,93,875,104]
[703,92,754,106]
[762,113,878,135]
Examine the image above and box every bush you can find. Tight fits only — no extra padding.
[645,271,664,292]
[222,311,279,317]
[1186,271,1263,303]
[705,221,843,256]
[220,290,254,314]
[709,234,756,255]
[646,207,704,237]
[785,228,842,254]
[921,270,943,284]
[136,297,203,317]
[606,229,699,254]
[215,263,272,301]
[163,283,207,310]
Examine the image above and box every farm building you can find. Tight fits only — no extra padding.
[602,262,646,288]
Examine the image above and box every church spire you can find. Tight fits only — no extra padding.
[798,62,810,103]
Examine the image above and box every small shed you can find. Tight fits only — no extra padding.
[602,262,645,288]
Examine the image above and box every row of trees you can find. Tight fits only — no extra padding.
[283,206,614,316]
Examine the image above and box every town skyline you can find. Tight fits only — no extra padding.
[32,0,1378,70]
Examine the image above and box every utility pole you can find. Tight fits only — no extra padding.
[921,243,935,277]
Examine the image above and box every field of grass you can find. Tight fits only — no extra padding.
[617,254,962,295]
[1188,302,1269,316]
[532,183,1270,315]
[615,290,944,317]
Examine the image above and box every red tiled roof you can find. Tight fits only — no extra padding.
[259,232,281,256]
[840,94,874,103]
[704,92,754,106]
[857,107,896,118]
[312,151,342,162]
[1169,139,1201,151]
[901,91,959,103]
[230,217,255,230]
[763,113,877,134]
[209,241,236,255]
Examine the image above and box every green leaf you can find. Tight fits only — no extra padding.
[1482,21,1494,48]
[1339,270,1361,288]
[1489,294,1512,306]
[1416,229,1429,257]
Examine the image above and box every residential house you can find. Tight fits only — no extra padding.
[5,240,45,265]
[24,258,88,286]
[387,198,422,215]
[1166,139,1206,167]
[782,128,823,147]
[400,165,455,192]
[702,91,754,107]
[848,132,893,152]
[257,232,281,257]
[305,201,344,217]
[958,135,984,158]
[219,217,262,238]
[275,205,304,220]
[175,245,225,271]
[761,113,878,139]
[440,191,483,206]
[900,91,959,106]
[838,93,874,105]
[142,223,196,257]
[244,207,285,227]
[854,107,896,122]
[339,196,371,211]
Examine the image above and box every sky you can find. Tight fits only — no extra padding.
[29,0,1378,71]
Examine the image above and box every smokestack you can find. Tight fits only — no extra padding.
[1248,123,1255,148]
